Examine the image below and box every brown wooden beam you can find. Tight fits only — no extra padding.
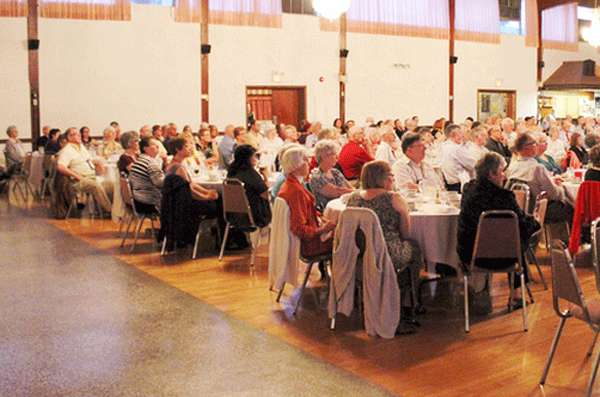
[448,0,455,122]
[537,6,543,83]
[200,0,209,123]
[27,0,40,150]
[339,13,347,124]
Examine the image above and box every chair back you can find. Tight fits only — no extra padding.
[592,217,600,293]
[119,176,134,212]
[222,178,255,227]
[532,191,548,227]
[126,178,144,217]
[22,153,32,177]
[46,156,58,195]
[550,240,590,321]
[469,210,522,271]
[510,182,531,214]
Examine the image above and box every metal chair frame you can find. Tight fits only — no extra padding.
[40,154,57,203]
[525,192,548,290]
[120,177,158,253]
[217,178,268,268]
[6,152,35,202]
[540,240,600,397]
[510,181,531,215]
[463,210,528,333]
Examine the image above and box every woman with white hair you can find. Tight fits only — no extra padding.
[338,126,374,181]
[375,126,401,164]
[309,140,353,210]
[278,146,336,261]
[100,127,123,158]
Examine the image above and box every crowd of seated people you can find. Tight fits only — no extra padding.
[5,110,600,337]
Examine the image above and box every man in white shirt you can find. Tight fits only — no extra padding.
[4,125,27,172]
[506,133,573,225]
[375,126,401,164]
[440,124,475,192]
[393,132,443,190]
[501,118,517,146]
[466,126,489,162]
[57,127,113,213]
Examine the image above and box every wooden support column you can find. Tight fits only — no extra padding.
[200,0,209,123]
[448,0,455,122]
[339,13,347,124]
[536,6,543,83]
[27,0,40,149]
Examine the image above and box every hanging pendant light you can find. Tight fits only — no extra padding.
[312,0,351,20]
[582,2,600,47]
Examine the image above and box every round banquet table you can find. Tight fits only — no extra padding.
[192,172,280,192]
[324,198,461,270]
[563,181,580,203]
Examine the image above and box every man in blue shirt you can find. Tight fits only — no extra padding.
[218,124,236,169]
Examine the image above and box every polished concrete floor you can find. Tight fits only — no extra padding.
[0,203,392,397]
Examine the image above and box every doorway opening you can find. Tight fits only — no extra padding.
[246,86,307,128]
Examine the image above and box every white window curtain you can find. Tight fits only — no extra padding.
[320,0,449,40]
[455,0,500,43]
[175,0,282,27]
[525,0,578,52]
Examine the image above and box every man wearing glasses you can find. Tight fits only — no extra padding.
[56,127,113,213]
[393,132,443,191]
[506,133,573,226]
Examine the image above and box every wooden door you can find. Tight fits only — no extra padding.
[246,86,306,128]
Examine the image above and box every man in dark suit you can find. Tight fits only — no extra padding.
[485,125,512,163]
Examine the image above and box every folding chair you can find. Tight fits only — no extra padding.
[510,181,531,214]
[540,240,600,397]
[525,192,548,290]
[463,210,528,333]
[6,152,35,201]
[218,178,268,267]
[40,154,57,202]
[120,177,159,253]
[65,185,99,219]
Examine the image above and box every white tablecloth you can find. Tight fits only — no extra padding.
[563,181,580,203]
[28,153,44,194]
[105,163,124,223]
[192,173,280,192]
[325,198,461,269]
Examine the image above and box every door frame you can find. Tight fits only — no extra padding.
[246,85,307,127]
[477,89,517,121]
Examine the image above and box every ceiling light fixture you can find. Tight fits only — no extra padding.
[312,0,351,20]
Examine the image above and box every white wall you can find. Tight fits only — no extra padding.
[210,14,338,128]
[1,18,30,139]
[454,35,538,121]
[2,8,600,140]
[346,33,447,125]
[38,5,200,136]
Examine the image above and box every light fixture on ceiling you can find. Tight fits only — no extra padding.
[312,0,351,20]
[582,2,600,47]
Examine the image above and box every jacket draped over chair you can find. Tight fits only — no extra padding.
[328,208,400,339]
[568,181,600,255]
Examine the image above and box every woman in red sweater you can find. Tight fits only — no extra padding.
[278,146,336,260]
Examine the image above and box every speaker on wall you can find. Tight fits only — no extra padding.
[449,56,458,64]
[201,44,211,54]
[28,39,40,50]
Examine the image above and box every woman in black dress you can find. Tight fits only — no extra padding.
[227,145,272,227]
